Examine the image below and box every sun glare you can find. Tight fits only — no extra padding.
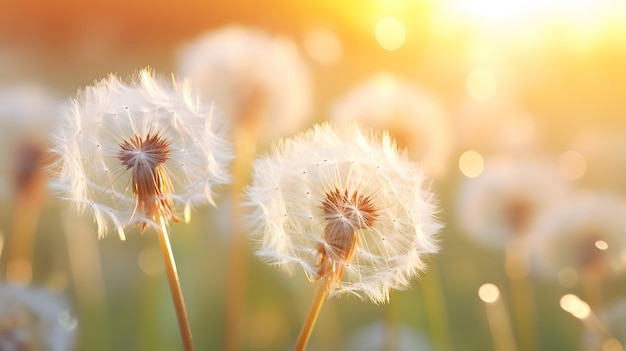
[459,150,484,178]
[442,0,626,28]
[466,67,496,103]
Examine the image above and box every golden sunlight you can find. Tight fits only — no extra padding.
[442,0,626,28]
[466,67,496,103]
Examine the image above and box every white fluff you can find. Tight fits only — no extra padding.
[245,123,441,304]
[50,68,232,239]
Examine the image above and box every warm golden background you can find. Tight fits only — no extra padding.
[1,0,626,350]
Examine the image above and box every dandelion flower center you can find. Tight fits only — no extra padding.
[316,188,379,286]
[117,132,178,230]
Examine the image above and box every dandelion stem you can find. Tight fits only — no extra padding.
[224,125,257,351]
[421,262,452,351]
[483,292,517,351]
[157,216,194,351]
[6,194,41,285]
[505,243,537,351]
[294,283,328,351]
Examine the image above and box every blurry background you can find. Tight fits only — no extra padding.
[1,0,626,350]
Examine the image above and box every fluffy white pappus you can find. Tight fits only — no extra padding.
[0,285,77,351]
[245,123,441,304]
[50,68,232,239]
[456,157,568,251]
[176,25,313,141]
[331,73,452,178]
[530,192,626,282]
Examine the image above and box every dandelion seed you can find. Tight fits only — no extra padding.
[50,68,232,239]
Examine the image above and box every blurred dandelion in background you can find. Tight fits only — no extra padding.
[177,25,313,142]
[0,285,77,351]
[331,73,453,177]
[457,156,568,255]
[246,123,441,349]
[0,84,60,286]
[532,192,626,307]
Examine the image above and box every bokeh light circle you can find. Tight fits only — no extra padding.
[558,150,587,181]
[459,150,485,178]
[478,283,500,303]
[375,16,406,51]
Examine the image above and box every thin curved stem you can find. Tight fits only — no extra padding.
[157,217,194,351]
[294,284,328,351]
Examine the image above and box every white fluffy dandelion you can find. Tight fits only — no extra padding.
[331,73,452,177]
[50,68,232,351]
[50,68,232,240]
[246,123,440,350]
[0,285,77,351]
[246,123,440,302]
[177,25,312,141]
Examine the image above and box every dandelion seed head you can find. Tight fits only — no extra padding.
[246,123,441,303]
[50,68,232,239]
